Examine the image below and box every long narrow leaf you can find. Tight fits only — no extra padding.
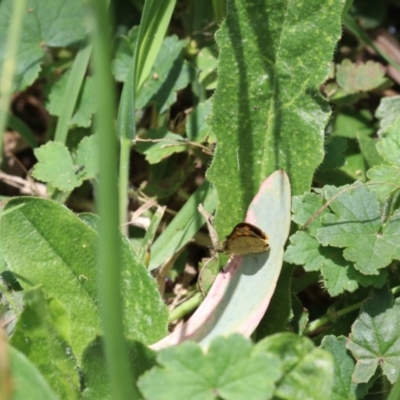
[53,43,92,144]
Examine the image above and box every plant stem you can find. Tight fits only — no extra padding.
[89,0,137,398]
[168,292,202,323]
[0,0,26,161]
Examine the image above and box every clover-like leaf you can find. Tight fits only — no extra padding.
[366,115,400,201]
[113,33,193,113]
[375,95,400,134]
[284,232,359,296]
[336,59,387,94]
[346,287,400,384]
[320,252,359,296]
[46,74,95,128]
[0,0,87,92]
[284,232,325,272]
[357,134,385,168]
[196,46,218,90]
[75,135,99,180]
[138,334,282,400]
[291,192,329,235]
[376,114,400,167]
[32,142,82,191]
[367,165,400,202]
[317,184,400,274]
[255,333,334,400]
[135,128,187,164]
[186,99,212,143]
[321,335,368,400]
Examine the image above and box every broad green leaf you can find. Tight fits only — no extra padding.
[388,375,400,400]
[47,74,95,128]
[321,260,361,297]
[149,180,217,270]
[81,336,156,400]
[333,108,375,139]
[376,114,400,166]
[0,0,87,91]
[339,153,367,182]
[284,231,326,272]
[113,33,193,113]
[284,231,386,295]
[75,135,99,180]
[367,165,400,202]
[207,0,345,237]
[318,136,347,171]
[336,59,387,94]
[375,94,400,134]
[0,197,168,358]
[136,36,194,113]
[10,287,80,399]
[321,335,368,400]
[196,46,218,90]
[112,27,139,83]
[9,346,58,400]
[290,192,329,236]
[143,161,193,199]
[366,115,400,200]
[284,232,359,296]
[255,333,334,400]
[186,99,212,143]
[139,334,282,400]
[317,184,400,274]
[135,128,187,164]
[346,287,400,384]
[357,134,385,168]
[32,141,82,191]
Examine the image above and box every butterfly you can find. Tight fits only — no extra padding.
[216,222,270,255]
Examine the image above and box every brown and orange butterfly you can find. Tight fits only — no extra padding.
[216,222,270,255]
[198,204,270,256]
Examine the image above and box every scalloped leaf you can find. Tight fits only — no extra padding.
[0,0,87,92]
[346,287,400,384]
[140,334,282,400]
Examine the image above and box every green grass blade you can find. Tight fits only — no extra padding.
[149,181,217,271]
[135,0,177,91]
[0,0,26,160]
[117,0,176,227]
[53,43,92,144]
[138,206,166,265]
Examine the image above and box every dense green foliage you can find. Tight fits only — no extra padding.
[1,0,400,398]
